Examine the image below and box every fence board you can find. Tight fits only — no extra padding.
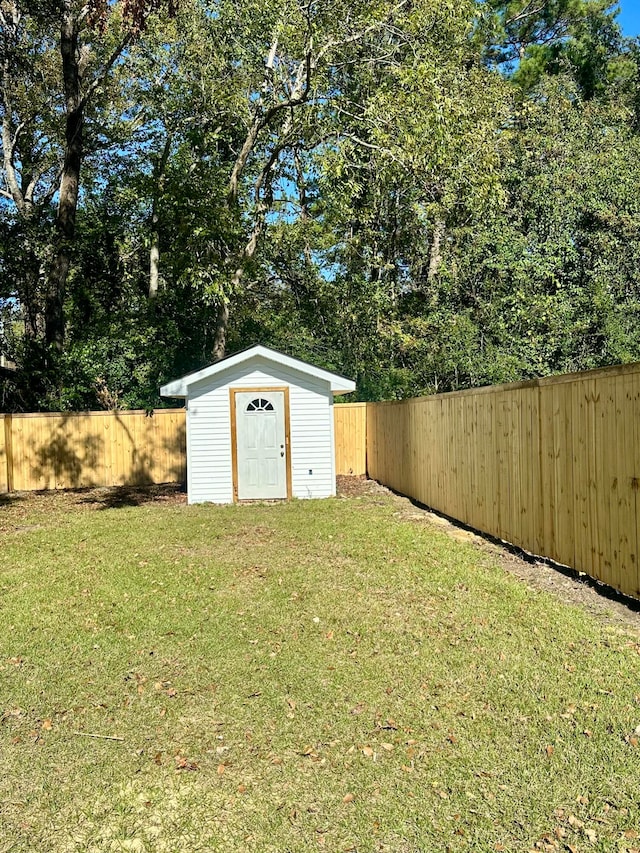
[0,415,9,493]
[334,403,367,476]
[367,362,640,601]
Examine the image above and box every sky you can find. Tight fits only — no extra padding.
[617,2,640,37]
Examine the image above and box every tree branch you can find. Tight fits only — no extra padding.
[505,2,546,27]
[1,60,26,214]
[79,34,131,111]
[227,50,313,204]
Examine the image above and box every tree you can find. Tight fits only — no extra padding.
[479,0,622,98]
[0,0,176,384]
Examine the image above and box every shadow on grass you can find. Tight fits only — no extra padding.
[0,492,22,507]
[77,483,186,510]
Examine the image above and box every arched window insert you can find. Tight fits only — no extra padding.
[246,398,274,412]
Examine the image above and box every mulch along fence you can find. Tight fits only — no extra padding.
[2,366,640,601]
[367,362,640,601]
[0,403,367,493]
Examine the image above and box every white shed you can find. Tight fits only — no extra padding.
[160,345,356,504]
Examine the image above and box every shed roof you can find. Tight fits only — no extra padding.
[160,344,356,398]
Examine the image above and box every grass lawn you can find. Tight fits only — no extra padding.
[1,487,639,853]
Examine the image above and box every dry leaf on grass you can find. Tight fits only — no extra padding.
[175,757,198,771]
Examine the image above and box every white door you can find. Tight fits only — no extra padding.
[235,390,288,500]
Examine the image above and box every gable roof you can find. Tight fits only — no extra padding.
[160,344,356,397]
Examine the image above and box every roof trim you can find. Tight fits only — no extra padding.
[160,345,356,397]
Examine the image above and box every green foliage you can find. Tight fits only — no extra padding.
[2,0,640,409]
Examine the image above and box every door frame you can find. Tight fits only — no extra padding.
[229,386,292,502]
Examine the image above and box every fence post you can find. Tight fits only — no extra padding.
[4,414,13,492]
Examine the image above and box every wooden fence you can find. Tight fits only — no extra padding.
[0,403,366,493]
[334,402,367,476]
[367,362,640,601]
[0,409,187,491]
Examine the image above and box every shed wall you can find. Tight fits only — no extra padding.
[186,359,335,503]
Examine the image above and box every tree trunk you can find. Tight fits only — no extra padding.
[211,302,229,362]
[211,39,313,362]
[47,3,83,352]
[427,218,445,288]
[149,134,172,299]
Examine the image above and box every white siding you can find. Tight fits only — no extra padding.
[186,355,336,504]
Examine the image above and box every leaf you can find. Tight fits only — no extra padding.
[545,744,554,757]
[362,746,374,758]
[584,828,597,843]
[217,763,226,775]
[343,792,355,803]
[175,757,198,771]
[41,719,52,731]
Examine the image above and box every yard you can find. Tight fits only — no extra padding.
[1,483,639,852]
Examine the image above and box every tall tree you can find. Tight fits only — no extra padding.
[0,0,176,377]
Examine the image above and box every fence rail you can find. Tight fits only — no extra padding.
[0,403,366,493]
[367,362,640,601]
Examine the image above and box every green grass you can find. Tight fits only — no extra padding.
[1,489,639,852]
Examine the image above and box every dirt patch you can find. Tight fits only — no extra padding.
[336,474,389,500]
[0,483,186,522]
[337,475,640,637]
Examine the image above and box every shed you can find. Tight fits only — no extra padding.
[160,345,356,504]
